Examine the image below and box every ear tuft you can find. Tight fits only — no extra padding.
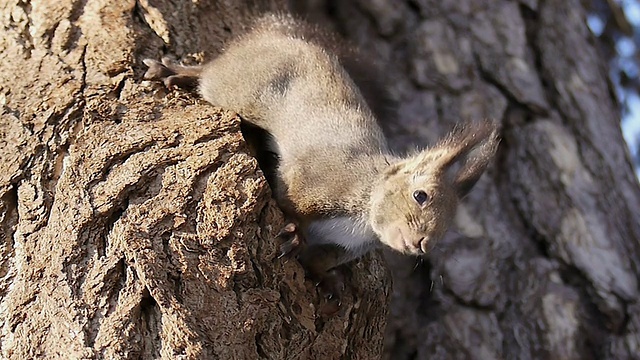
[437,120,500,197]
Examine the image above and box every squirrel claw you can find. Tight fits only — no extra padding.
[319,297,341,316]
[276,222,305,259]
[316,269,345,307]
[277,236,302,259]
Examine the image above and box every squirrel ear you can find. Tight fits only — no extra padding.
[436,120,500,198]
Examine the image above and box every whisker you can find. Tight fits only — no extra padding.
[413,256,421,271]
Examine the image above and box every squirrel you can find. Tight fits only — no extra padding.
[144,13,499,307]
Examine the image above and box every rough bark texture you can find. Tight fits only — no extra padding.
[291,0,640,359]
[0,1,389,359]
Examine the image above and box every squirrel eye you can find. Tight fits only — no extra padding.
[412,190,429,206]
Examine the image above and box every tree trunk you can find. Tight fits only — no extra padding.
[0,1,389,359]
[291,0,640,359]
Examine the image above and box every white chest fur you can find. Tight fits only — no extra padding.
[306,216,378,252]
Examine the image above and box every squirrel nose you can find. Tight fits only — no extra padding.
[417,237,427,254]
[417,237,436,254]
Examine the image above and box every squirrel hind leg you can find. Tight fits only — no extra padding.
[297,245,353,315]
[143,57,202,89]
[317,269,346,312]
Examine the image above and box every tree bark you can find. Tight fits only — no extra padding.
[0,1,389,359]
[291,0,640,358]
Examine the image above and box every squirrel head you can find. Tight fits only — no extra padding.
[369,120,499,255]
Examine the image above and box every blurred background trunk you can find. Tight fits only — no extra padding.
[1,0,639,359]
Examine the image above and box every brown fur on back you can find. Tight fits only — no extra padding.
[242,14,396,124]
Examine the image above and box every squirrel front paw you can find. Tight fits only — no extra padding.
[276,222,306,259]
